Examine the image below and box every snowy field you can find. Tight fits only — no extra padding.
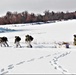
[0,20,76,74]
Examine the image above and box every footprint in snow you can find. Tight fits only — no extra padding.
[63,69,67,72]
[54,62,57,64]
[8,64,14,70]
[16,61,25,65]
[0,68,5,72]
[27,58,35,62]
[49,61,53,66]
[45,54,51,57]
[54,66,57,70]
[1,71,8,75]
[38,56,44,59]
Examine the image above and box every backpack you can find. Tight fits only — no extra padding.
[2,37,8,41]
[17,36,21,41]
[25,35,34,41]
[29,36,33,41]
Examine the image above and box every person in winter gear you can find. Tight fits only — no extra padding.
[25,34,34,48]
[14,36,21,48]
[0,36,9,47]
[74,34,76,45]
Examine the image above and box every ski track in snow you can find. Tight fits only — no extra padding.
[0,51,72,75]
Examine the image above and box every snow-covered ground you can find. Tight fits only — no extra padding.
[0,20,76,74]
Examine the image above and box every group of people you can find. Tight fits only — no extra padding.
[0,34,34,48]
[0,34,76,48]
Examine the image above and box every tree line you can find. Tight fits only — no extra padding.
[0,10,76,25]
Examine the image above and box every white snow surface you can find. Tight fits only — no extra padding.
[0,20,76,74]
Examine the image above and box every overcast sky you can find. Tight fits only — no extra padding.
[0,0,76,16]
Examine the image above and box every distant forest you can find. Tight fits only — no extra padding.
[0,10,76,25]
